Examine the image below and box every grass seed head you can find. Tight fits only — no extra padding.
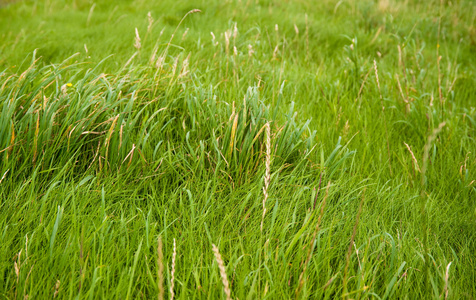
[170,239,176,300]
[233,23,238,40]
[147,12,154,33]
[134,28,141,50]
[212,244,231,300]
[261,122,272,232]
[248,44,254,57]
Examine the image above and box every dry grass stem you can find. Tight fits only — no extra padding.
[396,74,410,113]
[53,280,60,298]
[0,169,10,183]
[404,142,421,173]
[123,52,138,70]
[14,249,21,283]
[212,244,231,300]
[225,30,231,55]
[444,262,452,300]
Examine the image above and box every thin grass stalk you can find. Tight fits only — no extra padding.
[305,14,309,62]
[396,73,410,114]
[437,0,443,107]
[420,122,446,292]
[397,45,410,111]
[158,9,201,77]
[343,188,366,297]
[86,3,95,27]
[295,181,331,298]
[312,172,323,210]
[404,142,421,173]
[356,67,372,106]
[374,60,393,176]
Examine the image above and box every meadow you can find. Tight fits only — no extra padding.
[0,0,475,298]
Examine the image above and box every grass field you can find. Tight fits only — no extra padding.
[0,0,475,298]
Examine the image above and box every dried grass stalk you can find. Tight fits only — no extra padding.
[134,28,141,50]
[261,122,271,232]
[404,142,421,173]
[212,244,231,300]
[170,239,176,300]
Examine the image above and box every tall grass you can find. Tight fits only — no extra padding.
[0,0,475,298]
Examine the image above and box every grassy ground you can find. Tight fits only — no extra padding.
[0,0,475,298]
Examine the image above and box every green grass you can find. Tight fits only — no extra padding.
[0,0,475,298]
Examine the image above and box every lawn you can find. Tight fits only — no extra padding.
[0,0,475,298]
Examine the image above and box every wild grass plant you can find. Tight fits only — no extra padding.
[0,0,475,298]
